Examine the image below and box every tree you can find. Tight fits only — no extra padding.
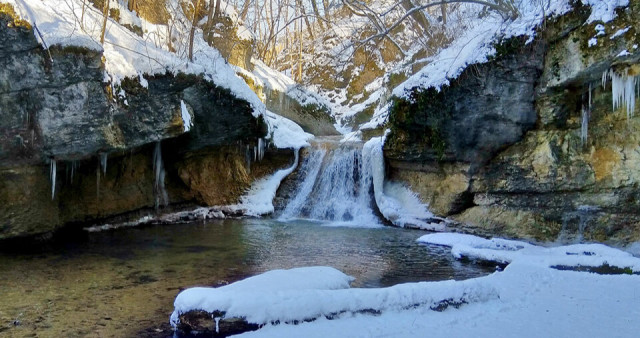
[188,0,203,61]
[100,0,109,44]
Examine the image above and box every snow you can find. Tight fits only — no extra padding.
[362,135,441,230]
[170,233,640,338]
[226,148,300,216]
[585,0,629,23]
[264,111,314,149]
[171,266,499,328]
[588,37,598,47]
[180,100,193,132]
[393,0,627,100]
[595,24,607,36]
[252,58,296,93]
[418,233,640,270]
[610,26,631,39]
[6,0,265,116]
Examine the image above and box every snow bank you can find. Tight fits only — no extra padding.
[418,233,640,271]
[171,266,499,328]
[219,234,640,338]
[362,135,442,230]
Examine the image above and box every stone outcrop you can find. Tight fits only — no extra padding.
[0,8,287,240]
[386,2,640,244]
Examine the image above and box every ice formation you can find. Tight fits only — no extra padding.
[50,158,56,199]
[99,152,108,175]
[603,68,638,118]
[180,100,193,132]
[153,142,168,208]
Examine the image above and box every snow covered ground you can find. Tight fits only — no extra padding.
[171,233,640,338]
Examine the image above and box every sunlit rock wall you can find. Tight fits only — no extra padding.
[386,2,640,244]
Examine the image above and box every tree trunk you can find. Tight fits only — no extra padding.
[239,0,251,21]
[205,0,216,39]
[296,0,314,39]
[80,0,86,30]
[441,3,447,25]
[100,0,109,45]
[188,0,202,61]
[310,0,324,30]
[400,0,430,34]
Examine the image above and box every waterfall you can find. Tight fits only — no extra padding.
[153,142,169,209]
[279,137,438,229]
[280,141,378,226]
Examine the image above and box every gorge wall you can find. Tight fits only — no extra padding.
[0,7,289,240]
[386,2,640,244]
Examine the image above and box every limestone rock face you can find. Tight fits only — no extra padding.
[386,3,640,244]
[0,11,273,240]
[385,37,544,168]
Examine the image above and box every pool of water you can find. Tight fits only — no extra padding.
[0,219,495,337]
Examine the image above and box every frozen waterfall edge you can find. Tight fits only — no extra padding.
[362,135,445,230]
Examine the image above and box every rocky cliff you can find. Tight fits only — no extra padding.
[0,7,288,240]
[386,2,640,244]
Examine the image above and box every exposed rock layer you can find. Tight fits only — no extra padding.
[386,3,640,244]
[0,10,281,240]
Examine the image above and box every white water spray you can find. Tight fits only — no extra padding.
[279,137,437,229]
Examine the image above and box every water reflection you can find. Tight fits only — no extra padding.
[0,219,494,336]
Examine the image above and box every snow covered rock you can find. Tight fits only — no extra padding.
[170,266,498,336]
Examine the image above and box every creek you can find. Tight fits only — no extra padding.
[0,219,494,337]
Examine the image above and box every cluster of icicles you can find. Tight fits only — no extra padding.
[581,68,638,145]
[49,138,268,206]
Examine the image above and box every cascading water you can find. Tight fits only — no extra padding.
[279,139,381,226]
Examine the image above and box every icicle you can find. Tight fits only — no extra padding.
[153,142,168,209]
[607,68,637,118]
[96,166,100,199]
[258,138,265,161]
[50,159,56,200]
[245,144,252,173]
[214,317,221,334]
[253,146,257,162]
[100,152,108,175]
[581,105,590,146]
[70,160,77,183]
[588,83,592,110]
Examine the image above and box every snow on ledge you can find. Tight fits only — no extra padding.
[6,0,265,116]
[392,0,629,99]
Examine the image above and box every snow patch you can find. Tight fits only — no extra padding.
[180,100,192,132]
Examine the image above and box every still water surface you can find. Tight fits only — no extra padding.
[0,219,494,337]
